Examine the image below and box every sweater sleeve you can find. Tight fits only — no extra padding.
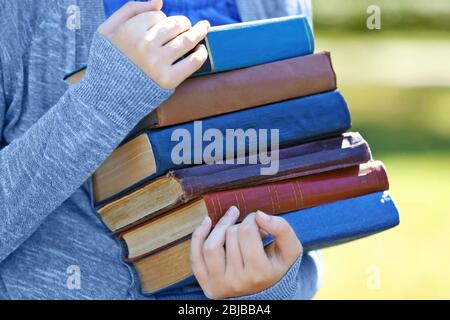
[0,59,4,149]
[232,251,321,300]
[0,32,173,263]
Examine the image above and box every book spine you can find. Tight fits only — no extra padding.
[203,162,389,225]
[177,133,372,201]
[150,90,352,176]
[154,52,336,128]
[193,15,315,76]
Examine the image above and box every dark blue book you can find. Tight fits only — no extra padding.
[93,90,351,206]
[134,191,400,295]
[268,191,400,251]
[194,15,314,76]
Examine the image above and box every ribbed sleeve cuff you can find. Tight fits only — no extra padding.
[232,256,303,300]
[72,32,174,129]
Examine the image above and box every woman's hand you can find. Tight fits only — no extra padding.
[98,0,210,89]
[190,206,302,299]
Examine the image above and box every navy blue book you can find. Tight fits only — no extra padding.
[271,191,400,250]
[93,90,351,206]
[134,191,400,295]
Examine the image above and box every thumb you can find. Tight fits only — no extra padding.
[255,211,303,265]
[99,0,163,35]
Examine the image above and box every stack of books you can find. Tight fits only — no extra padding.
[67,16,399,294]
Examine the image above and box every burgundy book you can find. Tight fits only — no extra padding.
[98,132,372,233]
[121,161,389,261]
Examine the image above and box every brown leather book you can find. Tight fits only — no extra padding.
[146,52,336,128]
[65,52,337,129]
[97,133,371,233]
[121,161,389,261]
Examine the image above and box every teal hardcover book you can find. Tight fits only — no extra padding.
[64,16,314,84]
[194,15,315,75]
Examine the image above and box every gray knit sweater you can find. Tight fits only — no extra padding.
[0,0,320,299]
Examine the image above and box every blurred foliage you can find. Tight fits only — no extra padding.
[316,153,450,299]
[343,86,450,156]
[313,0,450,34]
[315,85,450,299]
[311,1,450,299]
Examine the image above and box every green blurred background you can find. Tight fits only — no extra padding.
[311,0,450,299]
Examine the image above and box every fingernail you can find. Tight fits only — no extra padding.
[257,210,271,222]
[260,230,270,239]
[202,216,211,226]
[202,20,211,29]
[226,206,239,218]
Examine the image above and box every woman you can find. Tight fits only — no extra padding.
[0,0,320,299]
